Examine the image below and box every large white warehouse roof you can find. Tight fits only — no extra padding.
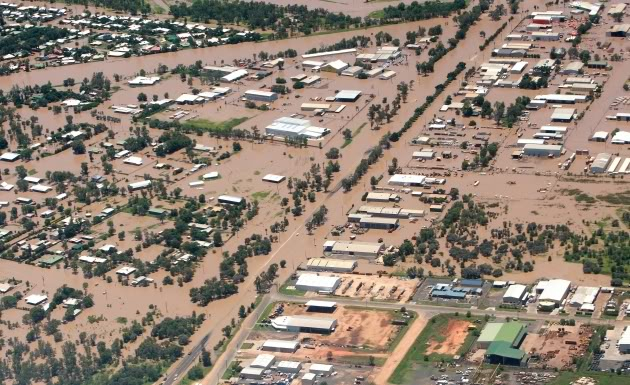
[503,284,527,301]
[539,279,571,303]
[295,273,340,291]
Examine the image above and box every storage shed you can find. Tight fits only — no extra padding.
[251,354,276,369]
[240,366,264,379]
[261,339,299,353]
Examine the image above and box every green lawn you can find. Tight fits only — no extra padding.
[221,361,242,380]
[388,314,484,384]
[182,117,249,136]
[368,10,385,18]
[251,191,271,201]
[279,282,306,297]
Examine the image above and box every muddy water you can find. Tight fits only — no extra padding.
[0,18,470,87]
[7,1,626,382]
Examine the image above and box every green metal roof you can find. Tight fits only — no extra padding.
[478,323,503,342]
[495,322,525,345]
[38,255,64,266]
[486,341,525,360]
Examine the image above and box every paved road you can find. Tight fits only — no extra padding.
[271,293,630,326]
[202,290,630,385]
[201,295,273,385]
[164,333,211,385]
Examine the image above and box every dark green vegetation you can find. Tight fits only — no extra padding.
[63,0,151,14]
[170,0,365,37]
[388,313,484,384]
[379,0,466,22]
[0,26,70,57]
[560,188,597,204]
[147,117,249,138]
[169,0,467,39]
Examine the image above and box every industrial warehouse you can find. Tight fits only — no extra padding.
[271,315,338,333]
[478,323,528,366]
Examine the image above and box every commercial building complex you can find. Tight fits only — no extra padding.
[265,117,330,139]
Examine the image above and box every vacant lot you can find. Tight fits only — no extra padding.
[425,318,472,355]
[388,314,483,384]
[282,303,399,350]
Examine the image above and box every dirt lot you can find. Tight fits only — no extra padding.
[281,302,399,349]
[521,323,594,370]
[425,319,472,355]
[310,273,420,303]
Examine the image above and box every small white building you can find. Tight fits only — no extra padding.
[123,156,143,166]
[503,284,528,304]
[262,174,286,183]
[128,180,152,191]
[309,363,333,375]
[25,294,48,305]
[277,361,303,373]
[388,174,426,187]
[250,354,276,369]
[128,76,160,86]
[240,367,264,380]
[261,339,300,353]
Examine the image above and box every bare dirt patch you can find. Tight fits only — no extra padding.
[281,303,399,350]
[425,319,472,355]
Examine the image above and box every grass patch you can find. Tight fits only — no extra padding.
[279,283,306,297]
[368,9,385,18]
[388,314,484,384]
[182,117,249,136]
[222,361,242,380]
[560,188,597,204]
[334,355,386,366]
[341,122,367,149]
[549,371,629,385]
[240,342,254,349]
[116,317,128,324]
[251,191,271,201]
[597,190,630,205]
[257,302,277,323]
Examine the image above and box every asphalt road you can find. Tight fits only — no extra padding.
[271,293,630,326]
[201,290,630,385]
[163,333,211,385]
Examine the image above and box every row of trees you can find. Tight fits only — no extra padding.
[169,0,365,36]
